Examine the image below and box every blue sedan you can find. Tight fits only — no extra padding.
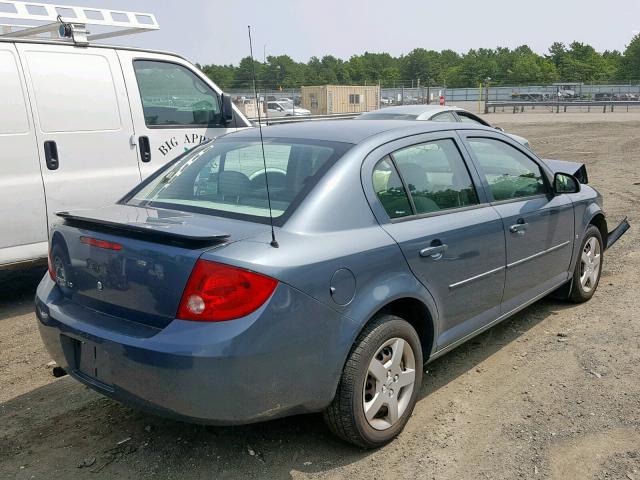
[36,120,628,447]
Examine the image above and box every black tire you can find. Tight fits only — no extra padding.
[569,225,603,303]
[323,314,423,448]
[50,243,72,293]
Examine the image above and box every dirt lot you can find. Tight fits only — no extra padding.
[1,113,639,480]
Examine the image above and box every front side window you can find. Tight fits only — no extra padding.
[468,137,547,201]
[392,139,479,214]
[133,60,221,127]
[129,138,350,224]
[372,156,412,219]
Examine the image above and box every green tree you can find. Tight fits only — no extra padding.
[619,34,640,80]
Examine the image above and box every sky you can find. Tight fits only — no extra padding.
[16,0,640,65]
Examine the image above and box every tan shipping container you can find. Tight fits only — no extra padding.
[300,85,380,115]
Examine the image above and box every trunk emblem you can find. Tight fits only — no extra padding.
[97,281,103,291]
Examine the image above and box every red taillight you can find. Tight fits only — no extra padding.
[80,236,122,251]
[177,260,278,322]
[48,249,55,281]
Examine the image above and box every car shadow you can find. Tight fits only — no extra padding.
[0,265,46,319]
[0,296,574,479]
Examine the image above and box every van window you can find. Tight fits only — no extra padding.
[0,50,29,134]
[24,51,121,132]
[133,60,222,127]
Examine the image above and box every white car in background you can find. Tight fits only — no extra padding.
[358,105,530,149]
[266,101,311,117]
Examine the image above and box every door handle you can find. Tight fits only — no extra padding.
[139,136,151,163]
[419,243,448,259]
[509,219,528,235]
[44,141,59,170]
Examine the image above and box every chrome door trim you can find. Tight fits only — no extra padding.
[506,240,571,269]
[449,265,505,289]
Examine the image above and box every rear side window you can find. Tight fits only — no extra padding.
[392,139,479,214]
[468,138,547,201]
[133,60,221,127]
[129,138,350,225]
[430,111,457,122]
[372,156,413,219]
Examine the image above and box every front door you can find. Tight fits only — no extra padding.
[365,134,507,348]
[463,135,575,311]
[117,51,248,178]
[17,44,141,227]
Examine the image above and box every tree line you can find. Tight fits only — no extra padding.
[198,35,640,90]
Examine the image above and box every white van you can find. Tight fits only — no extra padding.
[0,2,250,268]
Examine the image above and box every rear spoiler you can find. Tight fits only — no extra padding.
[57,211,230,247]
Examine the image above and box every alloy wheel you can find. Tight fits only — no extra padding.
[362,337,416,430]
[580,237,601,293]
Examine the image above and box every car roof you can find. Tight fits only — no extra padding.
[224,119,487,144]
[363,104,464,116]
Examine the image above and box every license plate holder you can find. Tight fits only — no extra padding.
[64,336,112,384]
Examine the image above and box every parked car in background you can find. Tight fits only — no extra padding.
[37,120,628,448]
[266,100,311,117]
[358,105,531,148]
[0,5,250,269]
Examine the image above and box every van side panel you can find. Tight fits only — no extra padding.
[17,44,141,231]
[0,43,48,265]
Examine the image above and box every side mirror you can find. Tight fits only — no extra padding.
[221,94,234,125]
[495,126,505,132]
[554,172,580,194]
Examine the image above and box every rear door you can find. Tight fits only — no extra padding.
[462,134,575,311]
[363,132,506,349]
[117,50,248,178]
[0,42,47,264]
[17,44,141,227]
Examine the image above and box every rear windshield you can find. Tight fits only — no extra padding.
[127,137,351,225]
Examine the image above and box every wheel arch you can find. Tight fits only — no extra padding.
[588,212,608,246]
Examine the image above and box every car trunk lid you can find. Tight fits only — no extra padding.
[53,205,268,329]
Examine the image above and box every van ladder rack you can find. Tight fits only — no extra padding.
[0,1,159,46]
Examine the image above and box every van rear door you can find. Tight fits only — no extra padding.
[0,42,48,265]
[116,50,249,178]
[17,44,142,229]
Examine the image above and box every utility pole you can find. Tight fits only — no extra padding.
[484,77,491,114]
[426,77,430,104]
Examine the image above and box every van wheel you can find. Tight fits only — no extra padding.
[569,225,603,303]
[323,314,422,448]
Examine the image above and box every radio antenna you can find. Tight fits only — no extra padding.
[248,25,278,248]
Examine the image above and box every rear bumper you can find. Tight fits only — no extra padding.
[606,217,630,250]
[35,276,355,425]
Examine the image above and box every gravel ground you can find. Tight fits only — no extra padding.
[1,113,638,480]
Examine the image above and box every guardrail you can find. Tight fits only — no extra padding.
[485,100,640,114]
[247,112,360,125]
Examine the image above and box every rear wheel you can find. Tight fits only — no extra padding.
[323,315,423,448]
[569,225,603,303]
